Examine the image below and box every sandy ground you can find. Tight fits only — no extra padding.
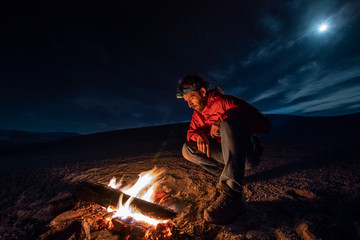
[0,114,359,239]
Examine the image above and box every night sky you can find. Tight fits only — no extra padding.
[1,0,360,134]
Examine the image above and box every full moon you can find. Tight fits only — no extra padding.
[318,23,329,32]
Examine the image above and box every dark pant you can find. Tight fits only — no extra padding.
[182,118,258,192]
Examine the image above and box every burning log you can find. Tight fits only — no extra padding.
[111,218,186,239]
[112,218,149,239]
[74,181,177,220]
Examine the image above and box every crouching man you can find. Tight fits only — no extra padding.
[176,74,271,224]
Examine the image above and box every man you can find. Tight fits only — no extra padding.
[176,74,271,224]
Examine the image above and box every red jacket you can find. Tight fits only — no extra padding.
[187,88,271,143]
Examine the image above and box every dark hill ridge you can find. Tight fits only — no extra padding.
[0,130,80,149]
[0,123,189,171]
[265,113,360,149]
[0,114,359,171]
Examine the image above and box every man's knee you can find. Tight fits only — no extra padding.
[219,119,231,134]
[220,118,247,136]
[182,143,192,161]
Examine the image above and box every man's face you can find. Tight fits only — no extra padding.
[183,88,206,112]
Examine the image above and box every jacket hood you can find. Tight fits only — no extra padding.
[205,87,225,102]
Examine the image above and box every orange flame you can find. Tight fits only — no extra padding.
[107,167,168,227]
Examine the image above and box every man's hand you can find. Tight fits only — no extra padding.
[197,134,210,157]
[210,120,220,138]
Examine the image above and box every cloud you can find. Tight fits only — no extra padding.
[241,38,294,67]
[208,1,360,116]
[266,83,360,116]
[321,1,360,30]
[303,87,360,113]
[250,61,319,103]
[286,68,360,103]
[260,15,283,34]
[250,85,284,104]
[208,64,237,81]
[253,57,360,114]
[242,1,360,67]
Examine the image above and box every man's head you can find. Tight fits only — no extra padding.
[176,74,209,112]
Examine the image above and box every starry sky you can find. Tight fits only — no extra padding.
[1,0,360,134]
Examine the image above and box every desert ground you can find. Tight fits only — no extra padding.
[0,114,359,240]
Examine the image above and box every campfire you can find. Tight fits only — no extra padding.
[73,167,186,239]
[105,167,178,238]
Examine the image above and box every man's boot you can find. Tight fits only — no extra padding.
[245,135,264,170]
[204,184,244,224]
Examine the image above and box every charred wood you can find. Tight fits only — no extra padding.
[74,181,177,220]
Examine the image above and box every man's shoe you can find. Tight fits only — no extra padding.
[204,187,243,225]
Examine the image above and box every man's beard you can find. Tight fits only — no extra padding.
[193,104,204,112]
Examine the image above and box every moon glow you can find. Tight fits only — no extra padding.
[318,23,329,32]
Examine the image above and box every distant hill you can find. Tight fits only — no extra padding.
[264,113,360,149]
[0,113,359,171]
[0,130,80,149]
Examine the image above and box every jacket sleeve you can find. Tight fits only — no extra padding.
[186,111,210,143]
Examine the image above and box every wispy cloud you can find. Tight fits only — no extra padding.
[254,58,360,115]
[266,85,360,115]
[250,61,319,103]
[260,14,283,34]
[242,1,360,67]
[315,1,360,31]
[241,38,298,67]
[285,65,360,104]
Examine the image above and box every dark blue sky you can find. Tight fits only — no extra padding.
[1,0,360,134]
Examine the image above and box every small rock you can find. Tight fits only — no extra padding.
[274,228,290,240]
[293,189,317,200]
[295,221,316,240]
[245,230,269,240]
[49,210,85,227]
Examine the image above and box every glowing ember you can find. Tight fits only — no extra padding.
[107,167,169,227]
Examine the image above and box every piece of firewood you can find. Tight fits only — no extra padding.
[74,181,177,219]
